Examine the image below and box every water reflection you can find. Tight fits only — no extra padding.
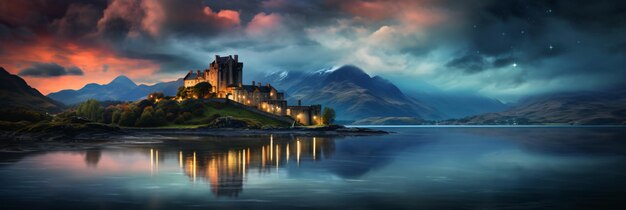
[150,136,336,197]
[2,128,626,209]
[84,150,101,168]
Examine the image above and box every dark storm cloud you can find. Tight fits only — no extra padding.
[446,54,487,74]
[19,62,84,77]
[117,50,205,72]
[51,4,102,38]
[1,0,626,97]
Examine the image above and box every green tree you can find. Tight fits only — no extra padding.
[322,107,336,125]
[176,86,188,99]
[102,106,116,124]
[135,107,167,127]
[193,82,212,99]
[135,99,154,115]
[118,109,137,126]
[112,109,122,124]
[76,99,104,122]
[156,99,179,115]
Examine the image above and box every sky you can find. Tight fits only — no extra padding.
[0,0,624,101]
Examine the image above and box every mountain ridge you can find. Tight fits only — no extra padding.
[48,76,183,105]
[0,67,64,113]
[446,89,626,125]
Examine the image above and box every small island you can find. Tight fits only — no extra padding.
[0,55,386,144]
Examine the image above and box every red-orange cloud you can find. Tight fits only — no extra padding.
[0,37,159,94]
[203,6,241,27]
[246,12,282,36]
[333,0,447,26]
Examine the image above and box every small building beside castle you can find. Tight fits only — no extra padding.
[287,101,322,125]
[182,55,322,125]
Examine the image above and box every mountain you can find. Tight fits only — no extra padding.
[48,76,183,105]
[406,90,508,119]
[261,65,444,120]
[0,67,64,113]
[447,89,626,125]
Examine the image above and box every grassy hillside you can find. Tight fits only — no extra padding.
[175,101,291,128]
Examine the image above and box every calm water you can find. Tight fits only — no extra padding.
[1,127,626,209]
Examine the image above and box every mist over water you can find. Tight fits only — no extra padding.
[1,127,625,209]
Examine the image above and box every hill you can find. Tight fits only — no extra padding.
[262,65,444,120]
[446,89,626,125]
[47,76,183,105]
[0,67,64,113]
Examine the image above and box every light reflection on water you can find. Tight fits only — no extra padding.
[1,127,626,209]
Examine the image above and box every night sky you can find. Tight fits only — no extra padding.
[1,0,624,101]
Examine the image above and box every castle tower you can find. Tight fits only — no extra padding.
[209,55,243,97]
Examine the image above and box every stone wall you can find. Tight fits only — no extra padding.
[202,99,295,125]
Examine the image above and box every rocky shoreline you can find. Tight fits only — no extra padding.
[1,124,387,142]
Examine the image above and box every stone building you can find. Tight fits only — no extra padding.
[231,81,288,115]
[286,100,322,125]
[183,55,243,98]
[182,55,322,125]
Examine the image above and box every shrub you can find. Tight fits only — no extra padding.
[180,99,204,116]
[193,82,212,99]
[322,107,336,125]
[135,99,154,114]
[157,99,179,116]
[176,86,188,99]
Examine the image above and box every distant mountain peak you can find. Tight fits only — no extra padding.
[108,75,136,87]
[325,65,372,84]
[312,66,341,75]
[266,70,289,81]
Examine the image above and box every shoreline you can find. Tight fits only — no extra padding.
[0,124,388,142]
[0,126,387,153]
[123,126,389,137]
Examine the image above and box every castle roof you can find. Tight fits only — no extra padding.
[240,85,258,92]
[238,85,278,93]
[183,69,210,81]
[183,72,197,80]
[258,86,274,93]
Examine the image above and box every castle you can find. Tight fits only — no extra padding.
[183,55,321,125]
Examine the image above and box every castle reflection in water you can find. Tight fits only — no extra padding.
[148,135,335,197]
